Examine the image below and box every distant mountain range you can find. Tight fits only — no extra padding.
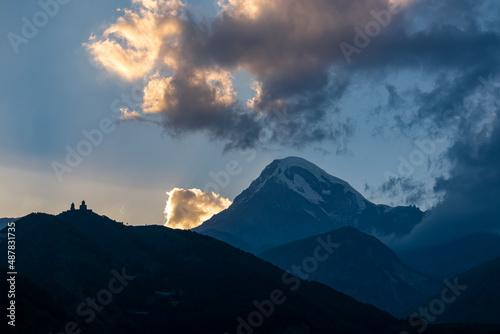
[395,233,500,279]
[195,157,425,253]
[193,157,500,323]
[2,157,499,332]
[260,227,440,317]
[410,255,500,325]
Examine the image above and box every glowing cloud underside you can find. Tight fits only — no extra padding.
[389,0,414,6]
[83,0,418,149]
[165,188,232,230]
[84,0,236,118]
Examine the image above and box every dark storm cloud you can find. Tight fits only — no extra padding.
[84,0,409,149]
[379,176,428,205]
[86,0,500,149]
[400,117,500,246]
[86,0,500,150]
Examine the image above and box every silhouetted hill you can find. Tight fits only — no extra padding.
[1,211,400,333]
[1,210,499,333]
[0,270,73,334]
[198,228,258,254]
[0,218,19,232]
[260,227,440,317]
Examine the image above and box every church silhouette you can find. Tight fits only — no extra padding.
[67,201,92,213]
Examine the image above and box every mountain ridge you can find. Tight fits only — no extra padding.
[395,232,500,279]
[259,226,441,317]
[1,210,400,334]
[1,209,499,332]
[410,255,500,325]
[195,156,425,252]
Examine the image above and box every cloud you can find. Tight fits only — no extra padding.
[84,1,184,81]
[164,188,232,229]
[375,71,500,210]
[84,0,500,149]
[84,0,416,149]
[119,108,141,120]
[379,176,429,206]
[85,0,500,149]
[397,115,500,246]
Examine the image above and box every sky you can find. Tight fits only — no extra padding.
[0,0,499,242]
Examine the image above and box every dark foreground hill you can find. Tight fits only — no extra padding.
[1,211,499,333]
[1,211,397,334]
[0,270,73,333]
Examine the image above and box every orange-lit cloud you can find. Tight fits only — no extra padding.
[142,74,175,114]
[119,108,141,120]
[84,0,183,81]
[165,188,232,229]
[389,0,414,6]
[85,0,248,147]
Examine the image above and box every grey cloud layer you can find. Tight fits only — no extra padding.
[84,0,413,149]
[86,1,500,150]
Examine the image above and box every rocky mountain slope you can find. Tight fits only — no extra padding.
[195,157,424,252]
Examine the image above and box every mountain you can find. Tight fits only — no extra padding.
[395,233,500,279]
[259,226,441,317]
[1,210,401,334]
[2,210,499,333]
[412,256,500,325]
[199,228,258,254]
[195,157,425,252]
[0,217,18,231]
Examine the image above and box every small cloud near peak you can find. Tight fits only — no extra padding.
[165,188,232,229]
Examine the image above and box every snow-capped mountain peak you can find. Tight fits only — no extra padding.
[241,156,367,210]
[195,157,424,252]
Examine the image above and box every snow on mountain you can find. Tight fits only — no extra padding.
[243,157,366,210]
[233,157,368,216]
